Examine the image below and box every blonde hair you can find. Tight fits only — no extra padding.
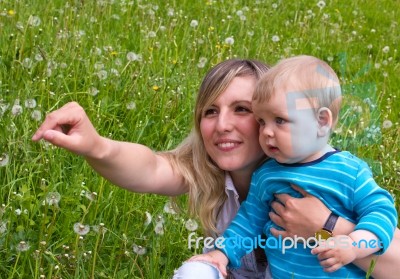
[163,59,269,236]
[253,55,342,127]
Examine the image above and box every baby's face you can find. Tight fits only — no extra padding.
[253,88,324,164]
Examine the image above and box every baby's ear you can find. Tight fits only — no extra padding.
[317,107,333,137]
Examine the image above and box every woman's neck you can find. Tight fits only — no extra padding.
[229,170,252,202]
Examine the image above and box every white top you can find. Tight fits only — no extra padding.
[203,173,270,279]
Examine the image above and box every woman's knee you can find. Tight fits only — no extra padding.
[172,261,224,279]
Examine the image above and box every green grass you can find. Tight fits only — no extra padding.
[0,0,399,278]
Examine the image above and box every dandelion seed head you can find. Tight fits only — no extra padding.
[272,35,280,42]
[126,101,136,110]
[190,20,199,28]
[73,222,90,235]
[224,37,234,45]
[382,46,390,53]
[46,192,61,206]
[317,1,326,9]
[23,58,33,69]
[89,87,99,96]
[35,53,44,62]
[185,219,199,231]
[28,15,41,27]
[24,99,37,108]
[147,31,156,38]
[85,191,97,201]
[126,52,142,62]
[144,211,152,226]
[16,241,30,252]
[31,110,42,121]
[163,201,177,214]
[0,221,7,234]
[0,153,9,167]
[96,70,108,80]
[154,222,164,235]
[382,120,393,129]
[133,244,147,255]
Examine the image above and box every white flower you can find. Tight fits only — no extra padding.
[16,241,30,252]
[382,120,393,129]
[31,110,42,121]
[15,208,22,215]
[126,101,136,110]
[126,52,142,62]
[163,201,177,214]
[224,37,234,45]
[84,191,97,201]
[11,104,23,116]
[96,70,108,80]
[0,221,7,234]
[89,87,99,96]
[197,57,208,68]
[35,53,44,61]
[382,46,390,53]
[22,58,33,69]
[144,211,152,226]
[147,31,156,38]
[73,223,90,235]
[28,15,41,27]
[94,62,104,70]
[0,153,9,167]
[154,222,164,235]
[132,244,147,255]
[24,99,37,108]
[185,219,198,231]
[272,35,280,42]
[317,1,326,9]
[46,192,61,206]
[190,19,199,28]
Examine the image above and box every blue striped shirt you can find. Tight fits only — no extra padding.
[219,151,397,279]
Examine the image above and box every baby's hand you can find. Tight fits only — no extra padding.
[311,235,356,273]
[188,250,229,277]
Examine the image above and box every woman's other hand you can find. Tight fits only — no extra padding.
[269,184,331,238]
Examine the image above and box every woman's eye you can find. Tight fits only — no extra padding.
[204,108,217,116]
[236,106,251,113]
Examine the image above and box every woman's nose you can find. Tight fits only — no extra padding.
[216,111,233,132]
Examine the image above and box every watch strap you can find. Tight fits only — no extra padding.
[323,212,339,233]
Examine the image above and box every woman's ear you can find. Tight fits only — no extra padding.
[317,107,333,137]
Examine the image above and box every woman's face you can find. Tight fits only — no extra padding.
[200,76,265,174]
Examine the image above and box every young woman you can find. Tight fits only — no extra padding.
[32,59,400,278]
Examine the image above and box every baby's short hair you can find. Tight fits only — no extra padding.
[253,55,342,127]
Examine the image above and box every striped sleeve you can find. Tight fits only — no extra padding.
[352,161,398,254]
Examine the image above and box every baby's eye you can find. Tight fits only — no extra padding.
[257,118,265,126]
[275,117,286,124]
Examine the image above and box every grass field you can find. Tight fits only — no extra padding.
[0,0,399,278]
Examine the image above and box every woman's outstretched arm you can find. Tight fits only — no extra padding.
[32,102,187,196]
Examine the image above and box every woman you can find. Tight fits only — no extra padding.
[32,59,400,278]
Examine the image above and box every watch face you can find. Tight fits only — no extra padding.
[315,229,332,241]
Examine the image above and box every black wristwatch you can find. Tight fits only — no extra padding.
[315,212,339,240]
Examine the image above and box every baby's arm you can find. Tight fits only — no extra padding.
[311,230,380,272]
[188,250,229,277]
